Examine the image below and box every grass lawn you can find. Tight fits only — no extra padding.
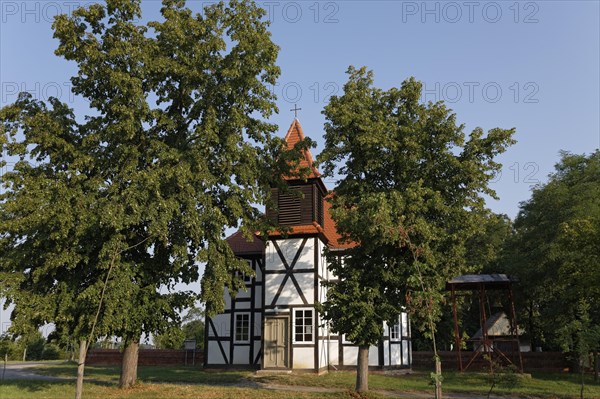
[3,362,599,399]
[5,363,373,399]
[29,363,251,385]
[254,369,600,399]
[0,381,362,399]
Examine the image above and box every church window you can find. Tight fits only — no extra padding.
[294,309,314,343]
[235,313,250,342]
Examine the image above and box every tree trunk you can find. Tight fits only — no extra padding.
[594,351,598,383]
[75,339,87,399]
[22,347,27,362]
[580,356,585,399]
[434,355,443,399]
[355,345,369,392]
[119,340,139,389]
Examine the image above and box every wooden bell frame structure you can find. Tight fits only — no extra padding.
[446,274,524,373]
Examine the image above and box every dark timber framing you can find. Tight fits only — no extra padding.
[205,256,263,368]
[269,238,310,307]
[205,120,412,371]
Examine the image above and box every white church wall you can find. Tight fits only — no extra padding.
[265,238,315,271]
[343,346,357,365]
[328,340,339,365]
[402,341,411,365]
[277,273,314,305]
[208,314,229,337]
[368,345,379,366]
[390,343,401,366]
[293,347,314,369]
[319,338,328,369]
[264,273,284,306]
[207,341,228,364]
[231,345,251,365]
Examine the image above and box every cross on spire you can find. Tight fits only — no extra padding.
[290,104,302,118]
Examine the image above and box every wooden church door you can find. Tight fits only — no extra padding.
[264,317,289,368]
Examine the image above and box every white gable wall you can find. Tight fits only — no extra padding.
[206,236,412,371]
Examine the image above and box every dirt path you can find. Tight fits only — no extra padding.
[255,382,527,399]
[1,361,67,381]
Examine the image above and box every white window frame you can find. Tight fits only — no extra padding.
[390,323,401,341]
[390,315,402,342]
[293,308,315,343]
[234,313,250,343]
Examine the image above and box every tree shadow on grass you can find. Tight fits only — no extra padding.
[28,364,120,381]
[0,379,113,393]
[137,367,250,385]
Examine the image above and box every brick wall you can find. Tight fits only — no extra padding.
[87,349,204,366]
[412,351,569,372]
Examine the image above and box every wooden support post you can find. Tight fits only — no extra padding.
[451,286,462,372]
[508,286,524,373]
[479,284,492,373]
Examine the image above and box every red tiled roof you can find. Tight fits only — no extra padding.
[267,222,324,239]
[226,200,356,255]
[283,119,320,180]
[323,194,357,249]
[225,230,265,255]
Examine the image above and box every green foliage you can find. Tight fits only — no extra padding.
[25,336,46,361]
[0,334,12,359]
[182,321,205,349]
[413,211,514,351]
[318,66,515,347]
[0,0,303,356]
[155,306,205,349]
[154,327,185,350]
[0,331,53,361]
[502,151,600,355]
[465,212,513,273]
[41,343,63,360]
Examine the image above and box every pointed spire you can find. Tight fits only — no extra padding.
[283,119,320,180]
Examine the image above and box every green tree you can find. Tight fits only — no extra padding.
[1,0,304,397]
[0,334,13,373]
[502,151,600,367]
[154,326,186,349]
[153,306,204,349]
[413,211,513,352]
[182,320,205,349]
[317,66,515,394]
[465,212,513,273]
[182,306,205,349]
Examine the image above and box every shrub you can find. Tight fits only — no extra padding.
[41,343,62,360]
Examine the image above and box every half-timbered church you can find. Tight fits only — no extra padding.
[204,119,411,372]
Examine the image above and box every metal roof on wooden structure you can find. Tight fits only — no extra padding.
[446,274,518,291]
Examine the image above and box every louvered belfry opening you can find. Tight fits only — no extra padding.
[278,188,302,225]
[266,118,328,230]
[268,183,325,227]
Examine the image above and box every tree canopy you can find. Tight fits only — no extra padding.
[317,66,515,392]
[502,151,600,357]
[0,0,306,392]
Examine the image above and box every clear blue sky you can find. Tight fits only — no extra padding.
[1,0,598,217]
[1,1,599,328]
